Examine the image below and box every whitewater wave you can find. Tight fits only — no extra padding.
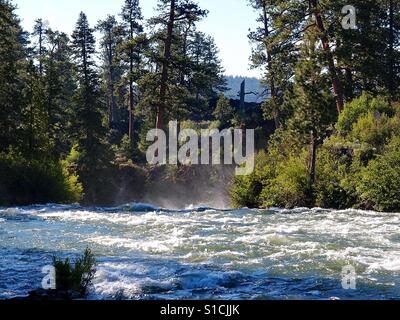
[1,204,400,299]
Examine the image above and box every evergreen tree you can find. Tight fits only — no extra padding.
[44,30,76,157]
[97,15,124,129]
[71,12,111,203]
[0,0,29,152]
[148,0,208,129]
[249,0,289,127]
[186,32,226,118]
[32,18,48,76]
[285,32,337,188]
[213,94,234,128]
[120,0,144,142]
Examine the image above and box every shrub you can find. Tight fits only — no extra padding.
[336,93,394,134]
[314,148,352,209]
[52,248,96,297]
[230,151,270,208]
[0,150,83,206]
[356,136,400,212]
[260,151,310,208]
[350,112,399,151]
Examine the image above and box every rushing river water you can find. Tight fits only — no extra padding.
[0,204,400,300]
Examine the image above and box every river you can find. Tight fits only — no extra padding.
[0,204,399,300]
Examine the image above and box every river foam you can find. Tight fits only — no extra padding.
[1,204,399,299]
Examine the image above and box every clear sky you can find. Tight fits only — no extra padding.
[14,0,261,78]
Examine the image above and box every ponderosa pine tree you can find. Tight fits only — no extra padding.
[248,0,290,127]
[148,0,208,129]
[22,59,49,156]
[284,31,337,189]
[186,32,226,119]
[97,15,124,129]
[120,0,144,142]
[213,94,234,128]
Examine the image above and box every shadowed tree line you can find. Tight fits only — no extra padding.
[0,0,232,206]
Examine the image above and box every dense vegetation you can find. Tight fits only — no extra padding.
[232,0,400,212]
[1,0,399,211]
[0,0,235,206]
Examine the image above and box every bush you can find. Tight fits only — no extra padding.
[52,248,96,297]
[350,112,400,151]
[314,148,352,209]
[336,93,394,134]
[260,151,310,208]
[356,136,400,212]
[0,150,83,206]
[229,94,400,211]
[230,151,271,208]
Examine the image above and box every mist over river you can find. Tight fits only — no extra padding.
[1,204,400,300]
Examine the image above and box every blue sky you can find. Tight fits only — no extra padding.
[14,0,261,78]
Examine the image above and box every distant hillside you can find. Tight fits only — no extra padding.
[224,75,267,103]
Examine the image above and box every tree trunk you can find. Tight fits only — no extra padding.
[39,24,43,76]
[262,2,278,126]
[345,67,353,100]
[309,0,344,113]
[107,33,116,128]
[308,129,317,185]
[388,0,395,99]
[180,22,192,85]
[129,18,134,142]
[157,0,176,130]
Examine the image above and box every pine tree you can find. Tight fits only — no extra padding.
[186,32,226,118]
[0,0,29,152]
[97,15,124,129]
[120,0,144,142]
[146,0,209,128]
[32,18,48,76]
[284,31,336,191]
[71,12,111,203]
[22,60,49,156]
[248,0,300,127]
[213,94,234,128]
[44,29,76,157]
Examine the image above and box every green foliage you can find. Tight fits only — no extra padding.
[230,151,269,208]
[314,148,352,209]
[231,148,310,209]
[260,151,310,209]
[213,94,234,128]
[112,135,133,164]
[0,151,83,206]
[350,112,400,151]
[52,248,96,297]
[356,136,400,212]
[1,0,399,210]
[231,92,400,212]
[336,94,395,134]
[0,0,29,152]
